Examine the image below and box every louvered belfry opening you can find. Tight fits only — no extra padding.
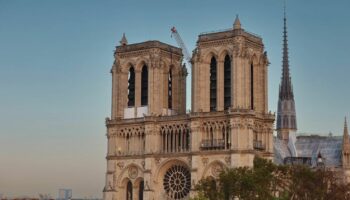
[127,67,135,107]
[224,55,231,110]
[250,63,254,110]
[139,180,144,200]
[168,69,173,109]
[126,180,133,200]
[210,57,217,111]
[141,65,148,106]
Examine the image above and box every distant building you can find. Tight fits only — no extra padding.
[273,7,350,183]
[58,189,72,200]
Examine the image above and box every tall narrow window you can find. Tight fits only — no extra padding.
[210,57,217,111]
[250,63,254,110]
[141,65,148,106]
[224,55,231,109]
[127,67,135,107]
[126,181,133,200]
[168,69,173,109]
[139,181,144,200]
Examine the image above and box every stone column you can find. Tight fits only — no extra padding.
[247,119,254,150]
[204,61,211,112]
[232,56,242,108]
[268,128,273,152]
[230,119,238,150]
[180,66,187,114]
[163,71,169,112]
[173,73,180,114]
[217,60,224,111]
[243,57,250,109]
[191,61,198,112]
[190,120,201,152]
[264,65,268,113]
[144,123,155,154]
[143,157,154,200]
[111,65,117,119]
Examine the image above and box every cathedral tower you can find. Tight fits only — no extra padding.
[276,8,297,140]
[191,16,269,113]
[110,37,187,120]
[104,18,274,200]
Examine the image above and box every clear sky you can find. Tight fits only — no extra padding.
[0,0,349,198]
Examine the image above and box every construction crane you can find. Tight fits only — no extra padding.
[171,27,191,64]
[171,26,191,112]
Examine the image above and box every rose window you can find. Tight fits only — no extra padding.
[163,165,191,199]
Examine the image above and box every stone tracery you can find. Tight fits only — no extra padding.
[163,165,191,199]
[160,123,190,153]
[201,120,231,150]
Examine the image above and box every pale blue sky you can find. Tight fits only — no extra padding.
[0,0,349,198]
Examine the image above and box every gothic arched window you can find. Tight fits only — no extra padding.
[210,57,217,111]
[141,65,148,106]
[126,180,133,200]
[168,69,173,109]
[224,55,231,109]
[139,181,144,200]
[128,67,135,107]
[250,63,254,110]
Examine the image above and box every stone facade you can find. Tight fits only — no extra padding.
[103,17,274,200]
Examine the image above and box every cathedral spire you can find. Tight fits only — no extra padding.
[276,2,297,139]
[233,15,241,30]
[120,33,128,46]
[344,117,349,144]
[280,3,294,100]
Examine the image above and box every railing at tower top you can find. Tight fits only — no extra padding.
[199,28,233,35]
[200,139,231,150]
[198,27,262,39]
[253,140,266,151]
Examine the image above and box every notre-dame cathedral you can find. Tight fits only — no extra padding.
[103,16,274,200]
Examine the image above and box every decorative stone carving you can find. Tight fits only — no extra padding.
[187,156,192,164]
[155,157,161,165]
[128,166,138,179]
[145,181,150,191]
[225,156,231,165]
[202,157,209,166]
[211,163,224,178]
[117,162,124,170]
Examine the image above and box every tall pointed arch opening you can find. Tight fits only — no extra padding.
[168,68,173,109]
[250,63,254,110]
[127,66,135,107]
[210,57,217,111]
[126,180,133,200]
[224,55,231,110]
[141,65,148,106]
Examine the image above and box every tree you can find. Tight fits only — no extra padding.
[191,157,350,200]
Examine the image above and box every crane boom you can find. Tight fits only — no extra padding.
[171,27,191,63]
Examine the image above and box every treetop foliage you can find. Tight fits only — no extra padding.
[191,157,350,200]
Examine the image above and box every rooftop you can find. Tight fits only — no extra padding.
[197,27,262,43]
[274,135,343,167]
[115,40,182,55]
